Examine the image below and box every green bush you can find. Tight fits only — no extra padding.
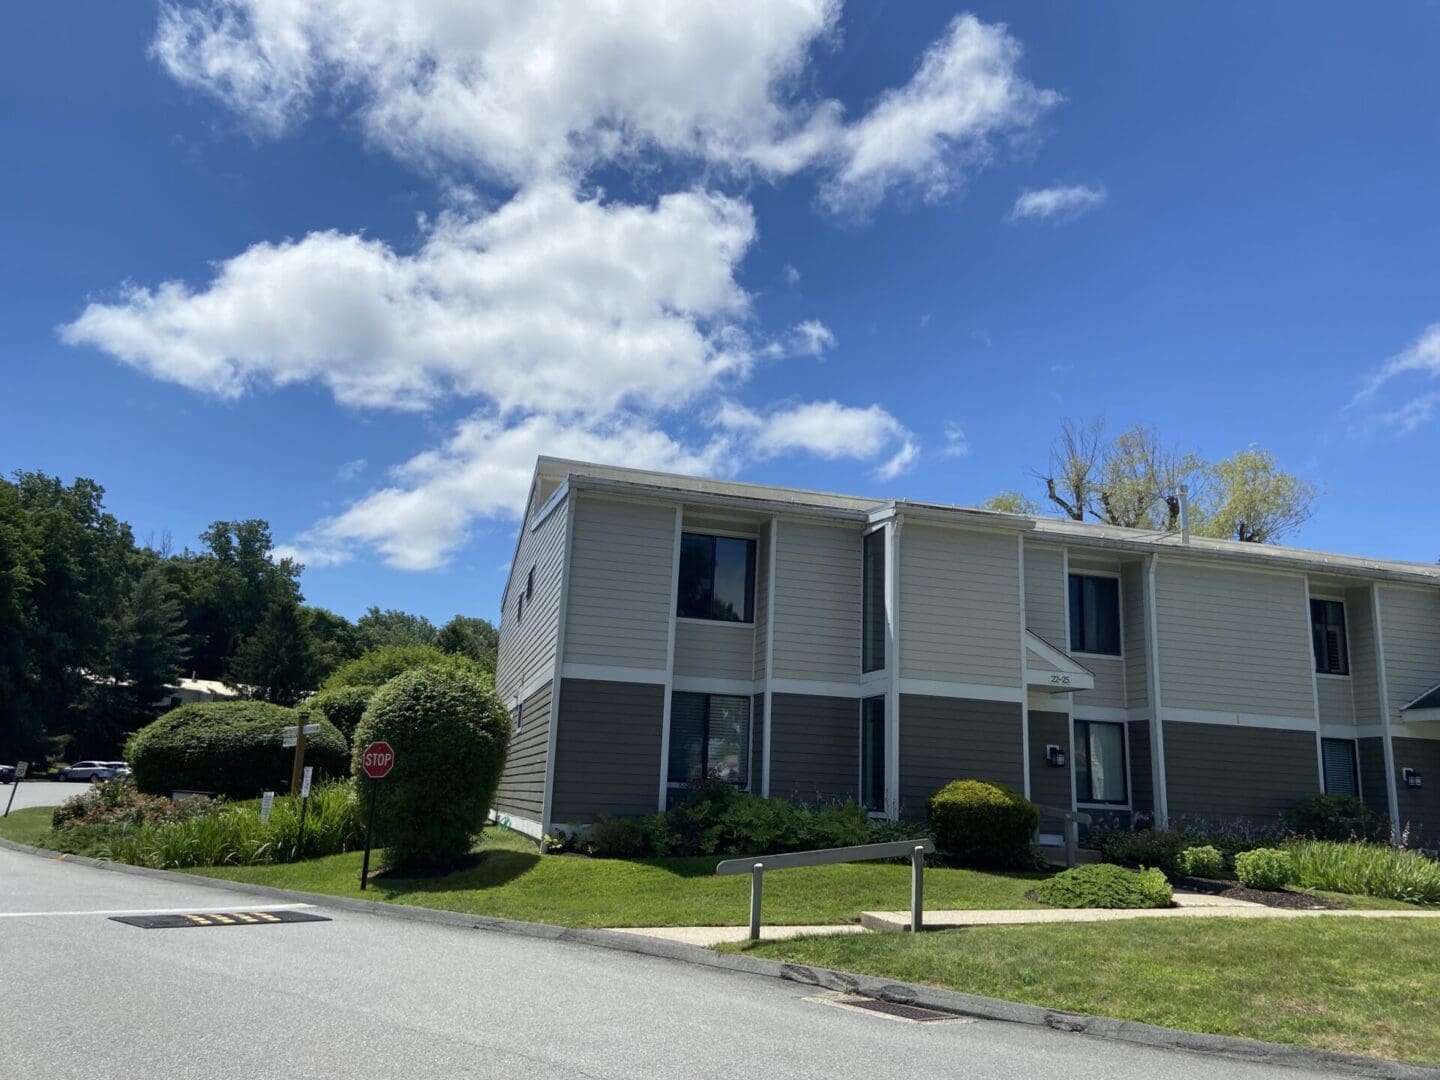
[639,783,875,858]
[322,645,490,694]
[1286,794,1384,843]
[1089,828,1188,875]
[1178,844,1225,879]
[1288,840,1440,905]
[52,779,215,831]
[1035,864,1173,908]
[127,700,348,799]
[352,667,509,870]
[307,685,375,745]
[581,818,651,859]
[925,780,1039,867]
[1235,847,1295,891]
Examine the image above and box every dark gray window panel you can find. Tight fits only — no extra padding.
[768,693,862,805]
[897,696,1024,818]
[1027,710,1070,811]
[1321,737,1359,797]
[1356,738,1389,821]
[1127,720,1154,816]
[668,691,749,789]
[860,697,885,812]
[493,681,552,822]
[1069,574,1121,655]
[678,532,756,622]
[862,529,885,673]
[551,679,664,824]
[1162,721,1319,821]
[1310,598,1349,675]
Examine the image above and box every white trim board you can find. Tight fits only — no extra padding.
[562,663,668,686]
[896,679,1025,704]
[1161,707,1318,732]
[672,676,757,697]
[491,810,544,841]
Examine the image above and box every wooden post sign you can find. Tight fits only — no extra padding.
[281,714,320,795]
[358,741,394,891]
[3,761,26,818]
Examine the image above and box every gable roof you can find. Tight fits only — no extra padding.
[534,457,1440,587]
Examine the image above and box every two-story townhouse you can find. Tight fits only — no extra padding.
[493,458,1440,845]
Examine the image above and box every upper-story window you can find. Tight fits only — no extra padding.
[1069,573,1120,655]
[861,529,885,672]
[1310,599,1349,675]
[678,533,756,622]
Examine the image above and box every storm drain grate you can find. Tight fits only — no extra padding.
[829,996,967,1023]
[110,910,331,929]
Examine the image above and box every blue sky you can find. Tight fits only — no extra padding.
[4,2,1438,624]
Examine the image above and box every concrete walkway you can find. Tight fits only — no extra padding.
[614,890,1440,946]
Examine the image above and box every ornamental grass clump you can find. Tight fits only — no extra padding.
[1234,847,1295,891]
[1287,840,1440,905]
[1035,863,1173,909]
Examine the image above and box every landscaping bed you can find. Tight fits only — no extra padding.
[1173,874,1343,910]
[721,918,1440,1064]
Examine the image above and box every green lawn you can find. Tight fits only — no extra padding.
[723,918,1440,1063]
[0,806,54,847]
[186,826,1046,927]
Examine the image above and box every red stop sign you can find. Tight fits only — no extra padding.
[361,741,395,779]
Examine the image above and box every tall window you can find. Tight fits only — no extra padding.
[1321,738,1359,796]
[668,693,750,788]
[1075,720,1127,805]
[860,697,886,812]
[1069,574,1121,655]
[1310,599,1349,675]
[677,533,756,622]
[862,529,886,672]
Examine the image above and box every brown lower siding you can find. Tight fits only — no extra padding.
[1393,738,1440,842]
[1127,721,1154,817]
[493,681,552,823]
[1162,721,1319,822]
[750,692,765,794]
[898,696,1023,818]
[769,693,858,804]
[551,678,664,824]
[1357,737,1390,822]
[1027,710,1070,811]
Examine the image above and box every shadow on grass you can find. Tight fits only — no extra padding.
[373,850,542,892]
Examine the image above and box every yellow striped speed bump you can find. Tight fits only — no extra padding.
[110,910,329,929]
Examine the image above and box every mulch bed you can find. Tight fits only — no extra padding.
[1173,874,1342,910]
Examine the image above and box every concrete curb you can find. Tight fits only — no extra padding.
[3,837,1434,1079]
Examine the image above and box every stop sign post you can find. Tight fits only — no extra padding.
[359,741,394,890]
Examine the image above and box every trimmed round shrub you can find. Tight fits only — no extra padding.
[307,685,376,745]
[351,667,509,870]
[1178,844,1225,879]
[582,818,651,859]
[322,645,490,694]
[1035,864,1173,909]
[127,700,348,799]
[1235,847,1295,891]
[1286,794,1383,843]
[925,780,1040,866]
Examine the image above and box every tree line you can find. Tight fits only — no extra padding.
[0,471,496,762]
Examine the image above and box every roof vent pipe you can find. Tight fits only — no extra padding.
[1178,484,1190,544]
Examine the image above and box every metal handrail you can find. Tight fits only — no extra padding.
[716,839,934,940]
[1034,804,1093,867]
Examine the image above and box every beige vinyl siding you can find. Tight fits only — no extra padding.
[1154,560,1314,718]
[753,528,770,677]
[898,696,1025,815]
[1122,562,1149,708]
[769,694,859,803]
[550,679,664,823]
[771,520,862,681]
[496,495,567,704]
[1027,710,1070,810]
[1316,676,1356,726]
[900,525,1021,688]
[1345,586,1380,726]
[1378,586,1440,724]
[563,495,675,671]
[1074,656,1126,709]
[1023,544,1066,646]
[493,682,551,822]
[1163,721,1320,819]
[673,620,755,680]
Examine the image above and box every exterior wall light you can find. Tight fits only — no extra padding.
[1403,768,1423,789]
[1046,744,1067,768]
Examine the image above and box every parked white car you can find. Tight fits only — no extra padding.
[56,760,128,782]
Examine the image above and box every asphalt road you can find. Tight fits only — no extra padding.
[1,845,1348,1080]
[2,779,93,811]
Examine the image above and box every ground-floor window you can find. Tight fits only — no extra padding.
[1075,719,1127,805]
[860,696,885,812]
[1321,737,1359,796]
[668,692,750,789]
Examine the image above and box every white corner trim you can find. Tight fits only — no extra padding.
[1144,554,1170,827]
[762,515,778,797]
[1370,586,1401,833]
[1018,534,1031,799]
[540,496,575,839]
[657,506,682,811]
[1303,574,1325,791]
[884,517,901,819]
[530,478,570,533]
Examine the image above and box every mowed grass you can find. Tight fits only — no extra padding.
[187,826,1046,927]
[0,806,55,847]
[724,918,1440,1063]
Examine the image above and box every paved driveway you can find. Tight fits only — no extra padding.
[2,779,93,811]
[0,844,1359,1080]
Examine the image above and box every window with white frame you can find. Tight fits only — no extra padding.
[1069,574,1121,655]
[667,692,750,789]
[1074,719,1127,805]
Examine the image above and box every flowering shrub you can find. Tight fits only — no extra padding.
[52,780,215,831]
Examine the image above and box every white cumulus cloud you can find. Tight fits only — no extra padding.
[1008,183,1106,223]
[716,399,917,479]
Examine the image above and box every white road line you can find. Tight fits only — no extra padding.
[0,903,315,919]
